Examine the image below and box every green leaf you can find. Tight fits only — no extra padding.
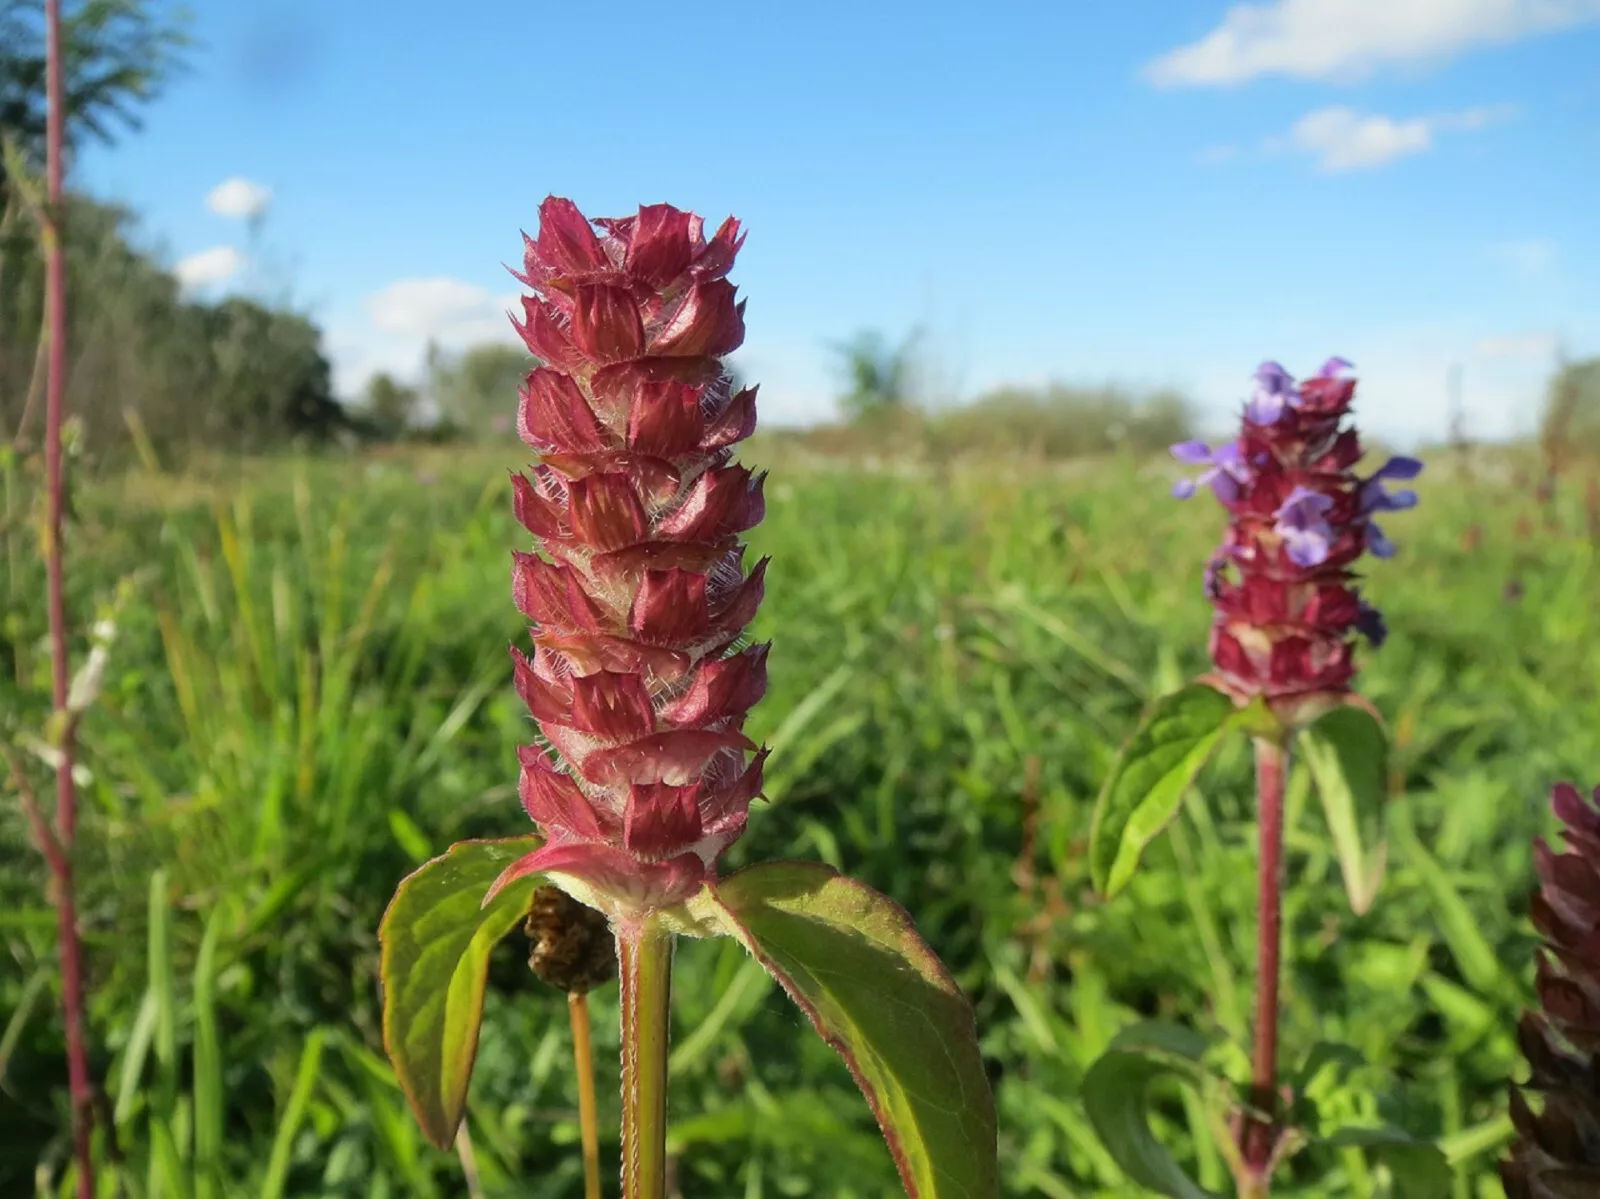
[1299,703,1389,914]
[688,860,999,1199]
[378,836,542,1148]
[261,1028,328,1199]
[1393,810,1503,996]
[1081,1022,1228,1199]
[1089,684,1241,897]
[1322,1127,1451,1198]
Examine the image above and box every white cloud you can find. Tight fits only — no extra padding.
[1276,104,1512,170]
[1489,238,1558,275]
[206,177,273,219]
[174,245,246,289]
[1145,0,1600,86]
[328,277,524,397]
[1475,331,1561,357]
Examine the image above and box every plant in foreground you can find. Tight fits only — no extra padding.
[0,3,98,1194]
[1502,782,1600,1198]
[378,197,997,1198]
[1085,359,1439,1197]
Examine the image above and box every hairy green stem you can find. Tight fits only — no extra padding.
[619,919,673,1199]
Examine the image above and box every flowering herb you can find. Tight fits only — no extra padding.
[378,198,997,1199]
[1172,357,1421,728]
[1087,359,1435,1198]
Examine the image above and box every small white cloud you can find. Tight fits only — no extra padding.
[1145,0,1600,87]
[364,277,521,343]
[206,177,273,219]
[1290,107,1433,170]
[1489,238,1558,276]
[174,245,246,289]
[1475,331,1561,358]
[1277,104,1512,171]
[329,277,525,397]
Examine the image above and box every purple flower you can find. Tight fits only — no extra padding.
[1366,522,1396,559]
[1317,357,1355,379]
[1246,361,1300,425]
[1360,456,1423,514]
[1171,440,1250,501]
[1273,486,1336,567]
[1354,599,1387,647]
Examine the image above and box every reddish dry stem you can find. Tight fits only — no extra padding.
[43,1,95,1192]
[1241,737,1288,1187]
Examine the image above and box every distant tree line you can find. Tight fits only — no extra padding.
[0,194,349,459]
[824,325,1198,459]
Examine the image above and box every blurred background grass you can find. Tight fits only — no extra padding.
[2,437,1596,1197]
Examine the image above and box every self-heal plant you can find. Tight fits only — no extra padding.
[1502,782,1600,1198]
[1086,360,1440,1198]
[377,198,997,1199]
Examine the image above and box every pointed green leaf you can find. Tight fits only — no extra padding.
[690,861,998,1199]
[1322,1127,1451,1198]
[1299,703,1389,914]
[378,836,542,1148]
[1081,1022,1228,1199]
[1090,684,1240,897]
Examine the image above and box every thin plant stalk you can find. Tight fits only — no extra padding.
[1240,736,1288,1196]
[569,991,603,1199]
[618,921,674,1199]
[42,1,96,1193]
[454,1122,485,1199]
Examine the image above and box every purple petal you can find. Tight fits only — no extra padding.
[1172,478,1198,499]
[1355,600,1387,647]
[1317,356,1355,378]
[1282,529,1332,567]
[1367,522,1396,558]
[1245,392,1285,425]
[1277,486,1335,523]
[1170,440,1214,465]
[1372,455,1423,481]
[1211,471,1242,503]
[1254,361,1294,390]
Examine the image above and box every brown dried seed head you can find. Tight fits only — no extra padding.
[524,884,618,995]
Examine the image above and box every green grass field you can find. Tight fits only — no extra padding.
[2,442,1596,1197]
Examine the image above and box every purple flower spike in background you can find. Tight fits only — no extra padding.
[1273,486,1335,568]
[1167,356,1423,723]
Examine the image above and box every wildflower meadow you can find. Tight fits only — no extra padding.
[4,3,1600,1198]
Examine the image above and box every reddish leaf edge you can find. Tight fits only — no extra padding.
[677,859,997,1199]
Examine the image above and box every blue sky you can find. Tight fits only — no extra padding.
[77,0,1600,444]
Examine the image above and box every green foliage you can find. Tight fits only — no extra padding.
[424,340,536,440]
[686,860,999,1199]
[379,837,542,1148]
[927,381,1196,460]
[1089,683,1242,898]
[0,0,191,191]
[0,448,1594,1195]
[362,371,421,437]
[1299,703,1389,915]
[1540,354,1600,464]
[1,193,350,457]
[832,327,921,422]
[1081,1021,1228,1199]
